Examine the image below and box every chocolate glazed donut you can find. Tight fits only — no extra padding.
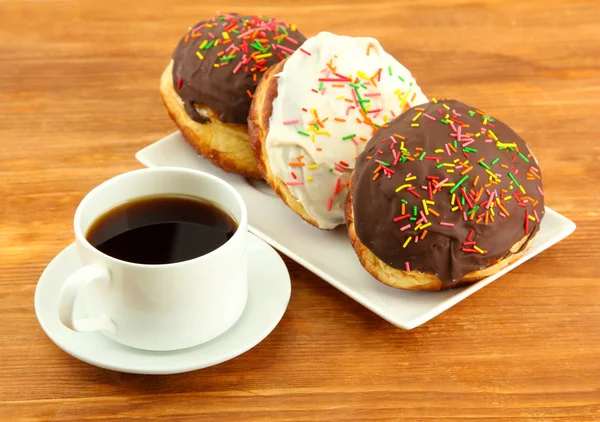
[172,14,307,125]
[348,99,545,289]
[160,13,306,179]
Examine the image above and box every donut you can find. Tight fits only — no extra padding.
[160,13,306,179]
[346,99,545,290]
[248,32,428,228]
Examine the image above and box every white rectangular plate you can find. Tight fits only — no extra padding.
[136,131,576,329]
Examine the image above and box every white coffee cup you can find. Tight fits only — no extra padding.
[58,167,248,351]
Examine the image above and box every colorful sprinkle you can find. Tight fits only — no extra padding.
[473,246,485,254]
[449,175,469,194]
[395,184,411,192]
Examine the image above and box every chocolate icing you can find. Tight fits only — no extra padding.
[171,14,306,125]
[352,100,545,285]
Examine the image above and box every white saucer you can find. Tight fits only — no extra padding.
[34,233,291,374]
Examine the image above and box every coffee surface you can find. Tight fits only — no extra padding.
[86,195,237,264]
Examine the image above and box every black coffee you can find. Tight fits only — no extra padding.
[86,195,237,264]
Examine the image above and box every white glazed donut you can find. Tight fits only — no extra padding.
[249,31,428,229]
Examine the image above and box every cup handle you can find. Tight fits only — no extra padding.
[58,264,116,333]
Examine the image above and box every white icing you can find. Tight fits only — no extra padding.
[266,32,428,229]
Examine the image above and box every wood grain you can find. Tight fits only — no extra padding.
[1,0,599,420]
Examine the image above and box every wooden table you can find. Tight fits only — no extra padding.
[1,0,599,420]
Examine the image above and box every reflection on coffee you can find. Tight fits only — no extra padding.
[86,195,237,264]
